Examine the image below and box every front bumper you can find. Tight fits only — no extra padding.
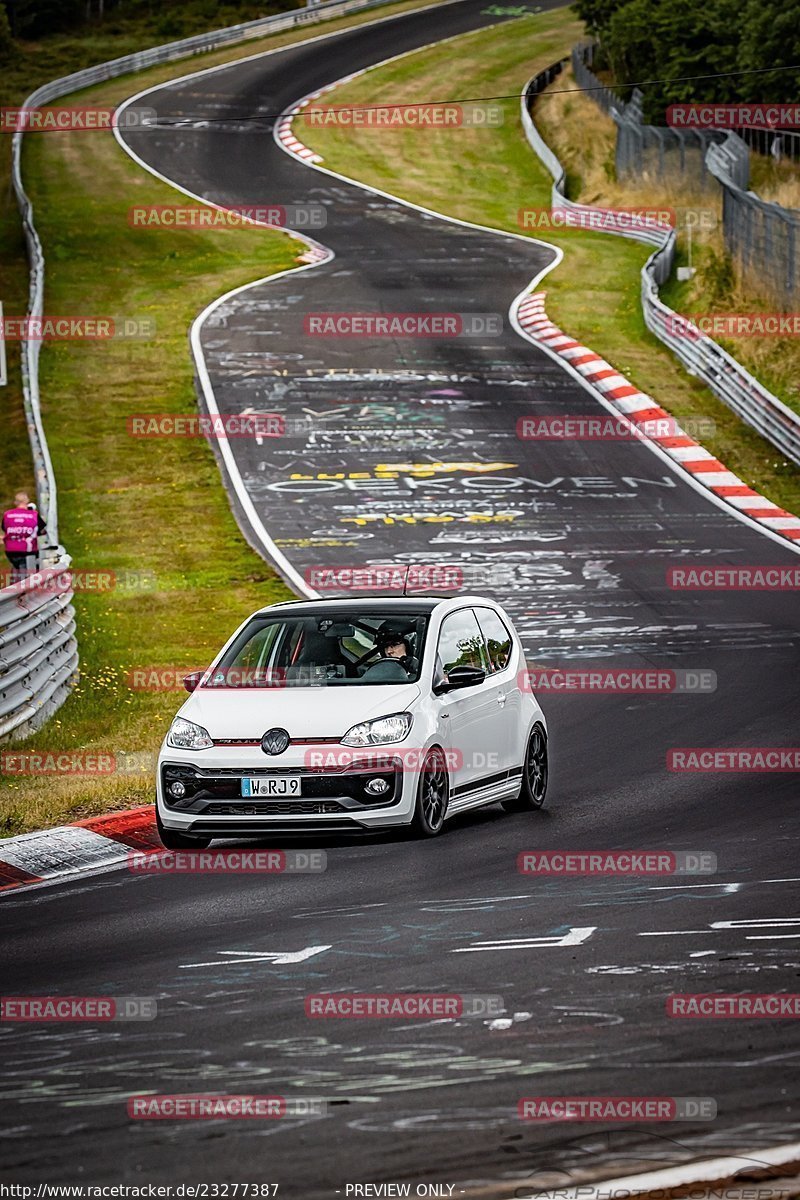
[156,747,418,834]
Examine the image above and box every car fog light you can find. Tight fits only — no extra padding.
[169,780,187,799]
[365,778,390,796]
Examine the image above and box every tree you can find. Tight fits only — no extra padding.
[0,1,14,58]
[570,0,626,38]
[737,0,800,104]
[585,0,753,122]
[604,0,660,100]
[6,0,86,37]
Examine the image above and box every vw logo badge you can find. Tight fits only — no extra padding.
[261,727,290,756]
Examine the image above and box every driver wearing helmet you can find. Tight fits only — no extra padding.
[375,630,416,676]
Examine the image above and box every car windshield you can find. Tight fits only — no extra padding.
[204,611,430,687]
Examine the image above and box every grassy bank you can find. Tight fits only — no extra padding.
[0,0,448,501]
[0,0,448,836]
[536,65,800,421]
[301,14,799,515]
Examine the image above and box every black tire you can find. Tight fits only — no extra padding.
[156,808,212,849]
[503,724,548,812]
[410,747,449,837]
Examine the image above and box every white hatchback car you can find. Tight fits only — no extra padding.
[156,596,548,847]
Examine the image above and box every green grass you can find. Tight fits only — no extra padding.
[301,12,800,515]
[0,0,451,504]
[0,0,439,109]
[1,122,297,835]
[0,0,451,836]
[535,65,800,423]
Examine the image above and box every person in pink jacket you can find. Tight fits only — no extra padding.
[2,491,47,581]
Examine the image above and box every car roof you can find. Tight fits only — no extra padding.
[255,595,501,617]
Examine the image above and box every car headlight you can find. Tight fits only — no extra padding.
[166,717,213,750]
[341,712,412,747]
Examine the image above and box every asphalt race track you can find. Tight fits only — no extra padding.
[2,0,800,1193]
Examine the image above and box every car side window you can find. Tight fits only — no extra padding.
[475,607,513,674]
[435,610,490,682]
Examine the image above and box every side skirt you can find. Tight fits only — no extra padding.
[446,766,523,816]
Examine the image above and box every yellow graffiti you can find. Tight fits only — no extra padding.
[376,461,516,477]
[340,513,519,526]
[287,462,516,482]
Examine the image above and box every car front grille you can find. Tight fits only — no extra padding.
[205,801,344,816]
[212,737,343,746]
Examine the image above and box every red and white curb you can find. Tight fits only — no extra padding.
[297,244,331,265]
[275,106,322,163]
[277,74,800,549]
[516,292,800,543]
[275,78,350,165]
[275,72,363,167]
[273,96,337,267]
[0,806,158,893]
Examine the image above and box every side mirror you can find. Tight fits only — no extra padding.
[434,665,486,694]
[183,670,203,693]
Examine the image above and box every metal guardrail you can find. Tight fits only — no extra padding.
[6,0,415,742]
[707,132,750,191]
[706,133,799,303]
[521,64,800,467]
[521,62,669,249]
[13,0,410,531]
[640,259,800,462]
[573,42,800,305]
[0,551,78,740]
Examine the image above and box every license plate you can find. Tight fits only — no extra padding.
[242,776,301,798]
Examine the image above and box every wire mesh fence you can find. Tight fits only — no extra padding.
[572,42,800,305]
[522,61,800,467]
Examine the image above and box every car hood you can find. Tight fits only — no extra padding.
[176,682,422,740]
